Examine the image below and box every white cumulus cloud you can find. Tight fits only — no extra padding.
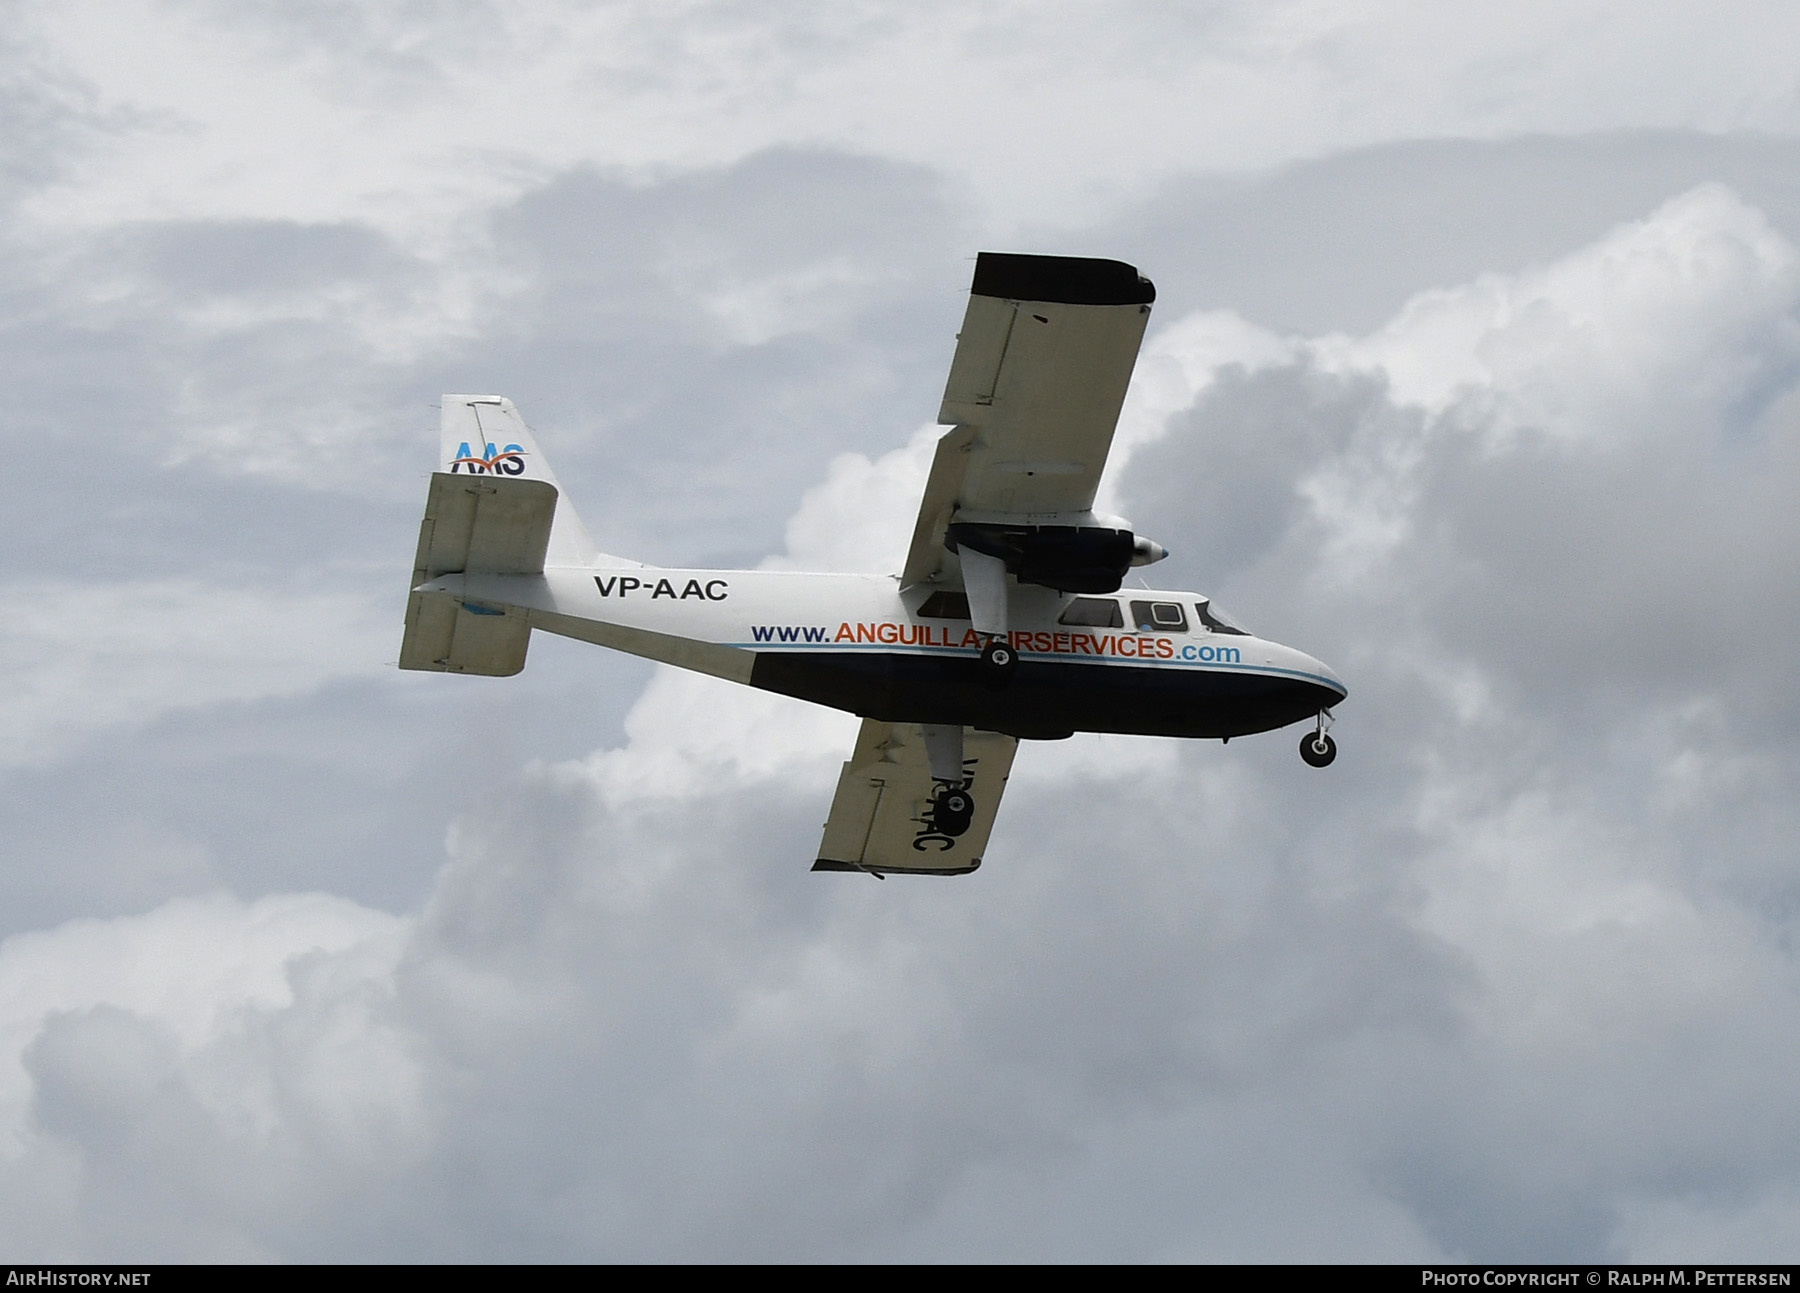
[5,185,1800,1259]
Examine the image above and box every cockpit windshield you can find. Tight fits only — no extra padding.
[1195,599,1250,636]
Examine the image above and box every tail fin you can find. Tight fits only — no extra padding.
[401,396,633,675]
[439,395,599,567]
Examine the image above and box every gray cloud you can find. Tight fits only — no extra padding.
[112,219,418,300]
[7,127,1800,1263]
[1122,363,1416,589]
[1107,132,1800,335]
[462,147,970,566]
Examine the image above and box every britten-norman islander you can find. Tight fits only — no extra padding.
[401,254,1347,876]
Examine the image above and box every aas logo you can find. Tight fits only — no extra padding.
[450,441,527,475]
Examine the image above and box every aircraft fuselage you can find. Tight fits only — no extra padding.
[425,567,1347,742]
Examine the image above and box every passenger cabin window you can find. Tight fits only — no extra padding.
[917,591,970,620]
[1058,597,1123,628]
[1195,600,1250,635]
[1130,600,1188,633]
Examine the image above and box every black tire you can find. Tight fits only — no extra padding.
[980,639,1018,689]
[933,788,975,837]
[1299,732,1337,768]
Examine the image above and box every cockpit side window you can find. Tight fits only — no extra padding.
[1058,597,1123,628]
[1195,600,1250,635]
[1129,600,1188,632]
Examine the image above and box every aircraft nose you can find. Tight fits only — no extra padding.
[1285,646,1347,704]
[1311,658,1348,704]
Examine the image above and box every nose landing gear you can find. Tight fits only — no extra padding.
[1299,710,1337,768]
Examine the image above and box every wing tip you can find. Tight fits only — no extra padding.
[812,857,982,876]
[971,253,1155,306]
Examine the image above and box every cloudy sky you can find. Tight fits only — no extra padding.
[5,0,1800,1262]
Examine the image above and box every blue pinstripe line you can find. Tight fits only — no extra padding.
[721,642,1345,694]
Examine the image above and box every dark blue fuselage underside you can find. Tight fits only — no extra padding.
[748,651,1340,741]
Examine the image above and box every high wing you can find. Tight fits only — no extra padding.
[823,255,1150,877]
[814,721,1018,876]
[901,253,1155,588]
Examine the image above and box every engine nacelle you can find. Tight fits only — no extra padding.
[946,520,1169,594]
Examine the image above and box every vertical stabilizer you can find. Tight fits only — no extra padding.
[439,395,599,568]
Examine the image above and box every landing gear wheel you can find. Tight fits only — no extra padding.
[980,639,1018,689]
[1299,731,1337,768]
[933,787,975,837]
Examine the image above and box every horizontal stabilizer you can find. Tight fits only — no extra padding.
[399,472,555,674]
[814,720,1017,876]
[413,472,558,580]
[399,595,531,676]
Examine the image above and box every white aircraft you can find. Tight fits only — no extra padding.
[401,253,1346,876]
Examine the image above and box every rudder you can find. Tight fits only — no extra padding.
[439,394,598,568]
